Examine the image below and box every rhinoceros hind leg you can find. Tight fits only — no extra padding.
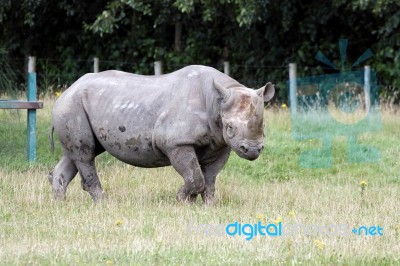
[50,156,78,200]
[168,146,205,203]
[75,160,106,201]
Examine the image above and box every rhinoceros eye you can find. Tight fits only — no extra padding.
[226,123,236,139]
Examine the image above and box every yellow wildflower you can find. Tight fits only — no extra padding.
[281,103,287,109]
[288,210,295,218]
[256,213,265,220]
[55,91,62,98]
[274,217,283,224]
[106,260,113,265]
[360,180,367,189]
[115,219,124,226]
[314,239,326,251]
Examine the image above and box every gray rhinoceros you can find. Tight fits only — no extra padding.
[49,65,274,204]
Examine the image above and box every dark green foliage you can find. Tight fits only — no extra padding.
[0,0,399,102]
[0,46,18,96]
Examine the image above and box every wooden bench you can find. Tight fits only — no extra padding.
[0,57,43,161]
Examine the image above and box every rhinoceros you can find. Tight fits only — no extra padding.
[49,65,274,204]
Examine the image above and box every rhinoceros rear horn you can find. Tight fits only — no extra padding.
[256,82,275,102]
[213,79,231,102]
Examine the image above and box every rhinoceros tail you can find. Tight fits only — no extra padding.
[49,125,55,153]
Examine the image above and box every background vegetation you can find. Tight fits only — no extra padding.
[0,0,400,103]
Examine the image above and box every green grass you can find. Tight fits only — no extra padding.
[0,96,400,265]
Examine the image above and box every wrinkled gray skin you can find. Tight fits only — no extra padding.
[49,65,275,204]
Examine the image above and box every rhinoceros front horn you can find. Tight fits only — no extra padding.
[213,79,231,102]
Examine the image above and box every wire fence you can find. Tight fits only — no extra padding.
[1,57,398,105]
[4,57,290,93]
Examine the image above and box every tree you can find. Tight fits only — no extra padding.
[0,0,398,102]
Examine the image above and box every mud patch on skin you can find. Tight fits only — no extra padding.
[238,94,251,111]
[247,103,255,119]
[125,135,142,146]
[114,142,122,150]
[98,128,108,141]
[79,143,92,155]
[58,173,65,186]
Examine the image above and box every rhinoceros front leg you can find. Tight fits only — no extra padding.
[200,147,231,205]
[168,146,205,203]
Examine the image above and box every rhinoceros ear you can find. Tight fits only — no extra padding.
[256,82,275,102]
[213,79,231,102]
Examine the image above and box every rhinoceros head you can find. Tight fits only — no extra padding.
[214,80,275,160]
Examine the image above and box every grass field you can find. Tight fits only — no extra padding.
[0,96,399,265]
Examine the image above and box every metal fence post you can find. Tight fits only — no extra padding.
[154,61,162,75]
[289,63,297,115]
[93,57,99,73]
[364,65,371,112]
[223,61,230,76]
[27,56,37,161]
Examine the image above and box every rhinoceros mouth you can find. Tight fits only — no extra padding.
[234,145,262,161]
